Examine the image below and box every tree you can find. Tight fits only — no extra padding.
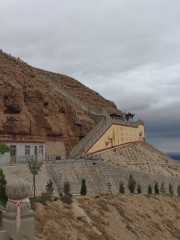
[169,183,174,196]
[80,178,87,196]
[0,169,8,205]
[160,182,165,194]
[0,143,10,155]
[128,174,136,193]
[119,181,125,194]
[154,182,159,194]
[137,183,142,194]
[46,180,54,198]
[148,184,152,195]
[63,181,71,195]
[27,158,42,197]
[177,185,180,196]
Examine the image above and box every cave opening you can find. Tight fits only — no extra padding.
[4,105,21,114]
[43,102,49,107]
[4,96,8,100]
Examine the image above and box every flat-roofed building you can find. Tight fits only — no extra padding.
[0,140,45,164]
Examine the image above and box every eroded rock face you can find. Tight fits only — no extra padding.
[0,50,120,152]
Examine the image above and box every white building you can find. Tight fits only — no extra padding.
[0,140,45,164]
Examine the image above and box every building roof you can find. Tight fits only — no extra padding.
[0,140,45,143]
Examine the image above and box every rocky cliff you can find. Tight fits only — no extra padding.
[0,50,120,152]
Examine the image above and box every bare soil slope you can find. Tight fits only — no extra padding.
[35,195,180,240]
[99,142,180,177]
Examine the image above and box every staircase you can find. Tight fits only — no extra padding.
[69,115,113,157]
[69,118,144,158]
[36,70,108,116]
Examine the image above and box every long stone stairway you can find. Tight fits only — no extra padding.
[35,69,108,116]
[69,118,144,158]
[69,115,113,157]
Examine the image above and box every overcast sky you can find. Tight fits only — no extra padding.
[1,0,180,152]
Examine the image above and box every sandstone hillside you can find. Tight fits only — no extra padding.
[0,50,119,152]
[34,195,180,240]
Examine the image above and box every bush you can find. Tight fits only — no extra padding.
[59,192,63,197]
[41,192,49,200]
[46,180,54,197]
[128,174,136,193]
[0,142,11,154]
[160,182,165,194]
[80,178,87,196]
[29,197,37,211]
[119,181,125,194]
[54,197,58,201]
[177,185,180,196]
[148,185,152,194]
[169,183,174,196]
[63,181,71,195]
[154,182,159,194]
[38,193,48,206]
[0,169,8,206]
[137,183,142,194]
[61,195,73,205]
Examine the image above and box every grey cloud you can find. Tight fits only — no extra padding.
[0,0,180,151]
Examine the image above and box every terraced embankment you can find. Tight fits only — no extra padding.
[1,143,180,196]
[49,142,180,195]
[97,142,180,177]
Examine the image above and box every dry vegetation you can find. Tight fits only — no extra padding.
[34,194,180,240]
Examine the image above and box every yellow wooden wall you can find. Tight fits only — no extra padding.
[86,123,145,155]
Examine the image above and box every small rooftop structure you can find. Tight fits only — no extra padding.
[109,113,123,120]
[126,112,135,122]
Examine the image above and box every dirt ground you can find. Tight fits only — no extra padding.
[34,194,180,240]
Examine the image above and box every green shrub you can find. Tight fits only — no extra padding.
[119,181,125,194]
[41,192,49,200]
[137,183,142,194]
[54,197,58,201]
[59,192,63,197]
[80,178,87,196]
[29,197,37,211]
[154,182,159,194]
[0,142,10,154]
[61,195,73,205]
[38,193,48,206]
[46,180,54,197]
[63,181,71,195]
[148,184,152,194]
[177,185,180,196]
[169,183,174,196]
[160,182,165,194]
[0,169,8,206]
[128,174,136,193]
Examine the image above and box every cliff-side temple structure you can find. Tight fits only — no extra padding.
[0,50,145,162]
[1,50,180,197]
[69,113,145,158]
[0,111,145,163]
